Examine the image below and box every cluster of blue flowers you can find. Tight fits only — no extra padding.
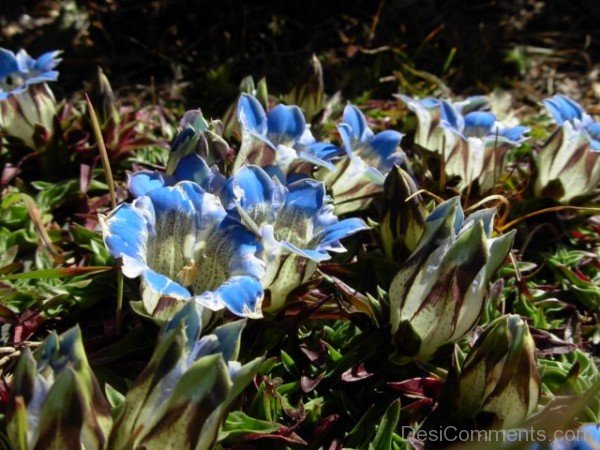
[100,94,382,317]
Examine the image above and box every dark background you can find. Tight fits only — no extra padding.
[1,0,599,114]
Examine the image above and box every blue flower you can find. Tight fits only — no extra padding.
[233,93,340,182]
[396,94,489,151]
[441,103,529,144]
[317,104,405,214]
[100,181,265,318]
[129,153,225,197]
[433,100,529,191]
[221,165,368,311]
[543,95,600,151]
[0,48,61,100]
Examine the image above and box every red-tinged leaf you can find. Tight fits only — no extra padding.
[13,310,44,344]
[529,327,577,356]
[571,267,591,282]
[328,439,343,450]
[388,377,444,399]
[301,373,325,393]
[312,414,339,437]
[401,397,435,421]
[341,363,373,382]
[1,266,113,280]
[0,305,18,323]
[242,428,307,446]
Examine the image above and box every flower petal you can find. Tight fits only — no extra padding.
[542,95,585,125]
[100,197,154,278]
[267,104,306,144]
[369,129,404,164]
[194,275,263,318]
[141,268,190,300]
[315,217,369,251]
[464,111,496,138]
[0,48,19,79]
[342,104,373,142]
[238,93,267,136]
[284,178,326,217]
[128,171,168,197]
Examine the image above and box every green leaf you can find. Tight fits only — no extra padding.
[219,411,280,441]
[369,399,401,450]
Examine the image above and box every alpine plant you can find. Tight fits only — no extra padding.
[109,302,262,450]
[535,94,600,201]
[100,181,265,320]
[451,314,540,429]
[317,104,405,214]
[0,47,61,146]
[233,93,340,183]
[221,165,369,311]
[389,198,515,361]
[7,326,112,450]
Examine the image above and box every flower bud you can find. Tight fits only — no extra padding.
[108,302,262,449]
[453,314,541,429]
[390,198,515,360]
[7,326,112,450]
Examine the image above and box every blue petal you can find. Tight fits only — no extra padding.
[142,268,190,299]
[318,217,369,248]
[220,217,266,280]
[580,424,600,445]
[338,123,354,156]
[101,198,153,277]
[586,123,600,151]
[174,153,211,185]
[146,182,196,217]
[464,111,496,137]
[342,104,373,142]
[0,48,19,78]
[267,104,306,142]
[420,97,440,108]
[369,130,404,162]
[128,171,167,197]
[309,142,343,160]
[238,93,267,136]
[195,275,263,318]
[440,101,462,130]
[34,51,61,72]
[222,165,277,212]
[279,240,329,262]
[499,125,529,143]
[542,95,585,125]
[285,178,326,217]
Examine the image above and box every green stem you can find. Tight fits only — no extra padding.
[85,93,124,332]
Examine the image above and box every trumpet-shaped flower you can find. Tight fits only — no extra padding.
[317,104,405,214]
[221,165,369,311]
[440,102,529,191]
[100,181,265,318]
[233,93,340,182]
[395,94,489,153]
[535,95,600,201]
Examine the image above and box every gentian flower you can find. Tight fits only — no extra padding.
[0,48,61,99]
[535,95,600,201]
[395,93,489,153]
[0,48,61,147]
[317,104,405,214]
[128,110,227,197]
[233,93,340,182]
[100,181,265,319]
[221,165,369,311]
[440,101,529,191]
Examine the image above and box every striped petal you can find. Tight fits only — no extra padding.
[194,275,263,318]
